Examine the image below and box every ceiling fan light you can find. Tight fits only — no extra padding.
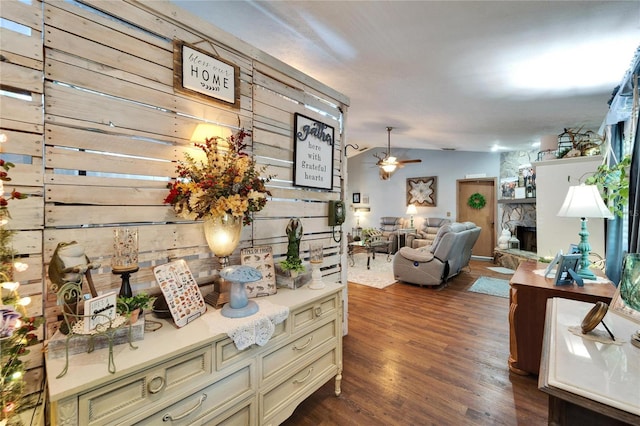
[382,163,397,173]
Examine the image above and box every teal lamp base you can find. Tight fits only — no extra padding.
[576,218,596,280]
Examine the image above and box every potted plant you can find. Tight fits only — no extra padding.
[279,258,306,278]
[117,292,156,324]
[584,154,631,217]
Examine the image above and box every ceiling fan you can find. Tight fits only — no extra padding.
[374,127,422,180]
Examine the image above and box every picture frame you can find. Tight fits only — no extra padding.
[240,246,276,298]
[407,176,437,207]
[554,254,581,286]
[352,192,361,204]
[173,40,240,108]
[84,292,117,333]
[293,113,335,190]
[544,251,562,278]
[362,194,370,204]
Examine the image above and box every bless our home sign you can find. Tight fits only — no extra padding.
[293,113,335,190]
[173,40,240,108]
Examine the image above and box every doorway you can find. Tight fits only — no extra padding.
[457,178,496,258]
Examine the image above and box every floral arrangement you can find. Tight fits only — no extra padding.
[0,151,42,424]
[164,129,272,225]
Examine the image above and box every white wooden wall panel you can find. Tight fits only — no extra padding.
[1,0,349,408]
[0,0,46,409]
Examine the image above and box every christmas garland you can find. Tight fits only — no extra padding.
[467,192,486,210]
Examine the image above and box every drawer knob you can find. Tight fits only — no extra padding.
[314,306,322,317]
[292,367,314,384]
[162,393,207,422]
[148,376,165,394]
[292,336,313,351]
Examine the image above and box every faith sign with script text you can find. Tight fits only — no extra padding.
[173,40,240,108]
[293,113,335,190]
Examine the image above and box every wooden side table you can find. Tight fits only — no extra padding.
[508,261,616,376]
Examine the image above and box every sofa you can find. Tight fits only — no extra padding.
[392,222,481,286]
[406,217,451,248]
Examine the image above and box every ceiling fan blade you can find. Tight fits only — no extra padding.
[398,159,422,164]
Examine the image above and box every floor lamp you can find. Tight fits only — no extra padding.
[557,184,614,279]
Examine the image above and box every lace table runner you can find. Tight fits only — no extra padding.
[208,299,289,350]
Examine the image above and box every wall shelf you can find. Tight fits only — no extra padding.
[498,198,536,204]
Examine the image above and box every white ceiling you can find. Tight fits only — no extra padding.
[170,0,640,153]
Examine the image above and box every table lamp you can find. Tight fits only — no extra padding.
[406,204,417,228]
[557,184,613,279]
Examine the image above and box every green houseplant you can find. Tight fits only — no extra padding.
[584,154,631,217]
[279,258,306,277]
[116,292,156,323]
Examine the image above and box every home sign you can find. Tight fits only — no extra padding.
[173,40,240,108]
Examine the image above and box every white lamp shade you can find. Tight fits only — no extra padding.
[557,184,614,219]
[406,204,417,215]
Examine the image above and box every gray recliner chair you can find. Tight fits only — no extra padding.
[373,216,401,254]
[406,217,451,248]
[392,222,481,286]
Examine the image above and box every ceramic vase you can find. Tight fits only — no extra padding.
[620,253,640,311]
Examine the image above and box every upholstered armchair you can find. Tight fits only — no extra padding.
[393,222,480,286]
[373,216,401,254]
[406,217,451,248]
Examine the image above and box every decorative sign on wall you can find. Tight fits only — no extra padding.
[293,113,335,190]
[240,246,276,298]
[407,176,437,207]
[173,40,240,108]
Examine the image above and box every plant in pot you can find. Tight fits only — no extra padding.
[279,257,306,278]
[117,292,156,324]
[584,154,631,217]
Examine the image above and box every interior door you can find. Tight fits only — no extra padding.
[457,178,496,258]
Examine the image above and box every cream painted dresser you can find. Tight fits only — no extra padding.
[46,282,343,425]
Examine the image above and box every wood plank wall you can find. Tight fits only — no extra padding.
[0,0,349,410]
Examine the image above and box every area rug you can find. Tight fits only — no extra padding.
[468,276,510,298]
[347,253,397,289]
[486,266,515,275]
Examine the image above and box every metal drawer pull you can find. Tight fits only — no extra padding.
[292,336,313,351]
[162,394,207,422]
[293,367,314,384]
[148,376,165,394]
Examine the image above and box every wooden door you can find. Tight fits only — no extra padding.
[457,178,496,258]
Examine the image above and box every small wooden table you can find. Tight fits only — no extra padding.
[539,298,640,425]
[508,260,616,375]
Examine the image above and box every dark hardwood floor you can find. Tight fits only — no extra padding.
[282,259,548,425]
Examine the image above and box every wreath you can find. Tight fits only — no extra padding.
[467,193,486,210]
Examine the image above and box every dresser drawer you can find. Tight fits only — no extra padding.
[291,293,338,334]
[261,348,338,422]
[215,320,288,371]
[76,344,213,425]
[261,319,337,382]
[136,363,255,425]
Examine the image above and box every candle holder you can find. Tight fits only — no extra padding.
[112,227,139,297]
[308,242,325,290]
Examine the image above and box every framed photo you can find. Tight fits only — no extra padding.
[362,194,370,204]
[610,286,640,325]
[173,40,240,108]
[407,176,437,207]
[352,192,361,204]
[544,251,562,278]
[554,254,581,286]
[293,113,335,190]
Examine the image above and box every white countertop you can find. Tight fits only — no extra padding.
[546,297,640,415]
[45,282,343,402]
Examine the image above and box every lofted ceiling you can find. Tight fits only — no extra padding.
[170,0,640,153]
